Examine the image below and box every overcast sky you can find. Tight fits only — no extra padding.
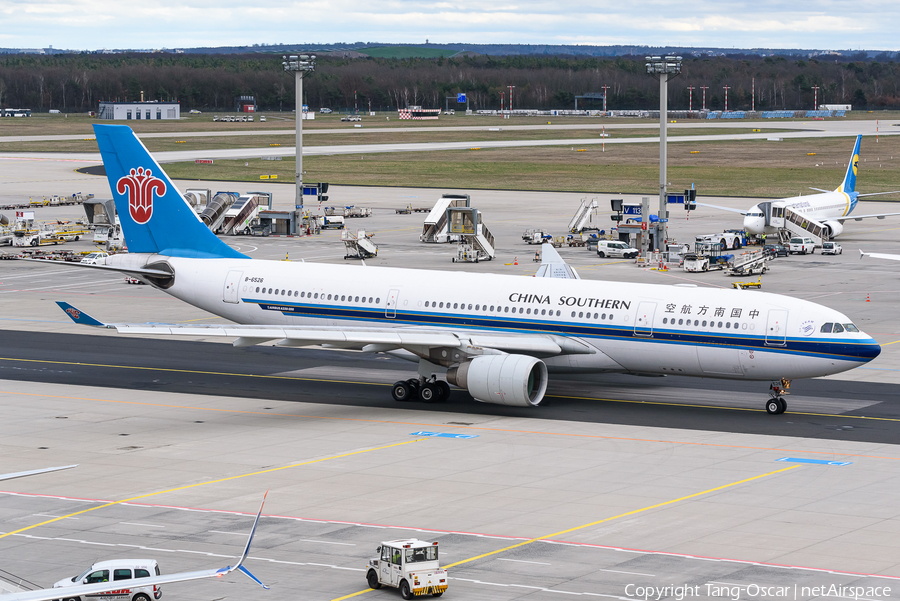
[1,0,896,52]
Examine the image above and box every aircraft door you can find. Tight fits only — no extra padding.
[385,289,400,318]
[765,309,788,346]
[223,270,243,304]
[633,301,656,337]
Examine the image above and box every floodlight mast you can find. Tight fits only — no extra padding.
[283,54,316,210]
[645,55,682,251]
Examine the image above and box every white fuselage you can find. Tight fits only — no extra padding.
[743,190,853,235]
[116,254,880,382]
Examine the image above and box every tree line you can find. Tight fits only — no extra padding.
[0,53,898,113]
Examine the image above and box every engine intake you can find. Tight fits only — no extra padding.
[822,220,844,238]
[446,354,548,407]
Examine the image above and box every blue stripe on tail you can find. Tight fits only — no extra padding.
[93,124,247,259]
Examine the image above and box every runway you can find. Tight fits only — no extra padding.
[0,330,898,445]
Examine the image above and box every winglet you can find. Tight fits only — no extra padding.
[860,249,869,259]
[56,302,106,327]
[218,491,269,589]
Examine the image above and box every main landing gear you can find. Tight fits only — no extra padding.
[766,378,792,414]
[391,377,451,403]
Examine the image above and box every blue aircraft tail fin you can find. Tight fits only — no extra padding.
[92,124,247,259]
[836,134,862,194]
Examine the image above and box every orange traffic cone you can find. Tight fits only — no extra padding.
[866,293,871,302]
[514,256,518,265]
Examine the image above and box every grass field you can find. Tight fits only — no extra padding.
[161,136,900,199]
[0,127,796,153]
[358,46,459,59]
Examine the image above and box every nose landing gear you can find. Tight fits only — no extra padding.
[766,378,791,414]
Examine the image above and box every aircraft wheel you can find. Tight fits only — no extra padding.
[419,382,438,402]
[766,399,781,415]
[391,381,412,402]
[400,580,413,600]
[367,570,381,589]
[436,380,451,401]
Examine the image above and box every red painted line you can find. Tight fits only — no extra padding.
[1,489,896,579]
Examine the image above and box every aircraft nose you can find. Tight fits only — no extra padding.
[742,215,762,234]
[857,337,882,361]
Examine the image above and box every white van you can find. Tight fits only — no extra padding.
[596,240,639,259]
[53,559,161,601]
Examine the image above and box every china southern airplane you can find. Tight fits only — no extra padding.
[49,125,881,416]
[700,135,900,238]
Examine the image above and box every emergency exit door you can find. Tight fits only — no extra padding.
[385,289,400,318]
[765,309,788,346]
[223,270,243,304]
[633,301,656,337]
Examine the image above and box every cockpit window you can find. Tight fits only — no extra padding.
[833,323,844,333]
[844,323,859,333]
[820,323,833,333]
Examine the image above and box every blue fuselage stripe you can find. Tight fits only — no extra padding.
[246,299,877,363]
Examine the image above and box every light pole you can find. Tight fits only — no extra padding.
[811,85,820,110]
[507,85,516,117]
[645,55,682,252]
[601,84,611,112]
[283,54,316,210]
[700,86,709,111]
[723,85,731,111]
[686,86,695,112]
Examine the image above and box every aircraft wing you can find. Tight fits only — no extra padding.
[0,494,269,601]
[835,211,900,223]
[0,465,76,482]
[856,190,900,198]
[57,302,594,357]
[860,250,900,262]
[693,202,747,215]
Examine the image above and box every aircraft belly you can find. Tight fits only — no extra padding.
[603,338,702,376]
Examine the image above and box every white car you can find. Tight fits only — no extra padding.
[81,251,109,265]
[821,241,843,255]
[341,115,362,122]
[319,108,333,114]
[788,237,816,254]
[260,116,266,122]
[53,559,161,601]
[596,240,639,259]
[188,109,201,114]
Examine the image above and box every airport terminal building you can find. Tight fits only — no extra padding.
[97,101,180,120]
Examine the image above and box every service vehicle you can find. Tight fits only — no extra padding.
[319,108,333,114]
[341,115,362,122]
[788,236,816,255]
[821,241,843,255]
[189,109,201,114]
[260,116,267,122]
[366,539,447,599]
[321,215,345,230]
[763,243,788,258]
[81,251,109,265]
[53,558,161,601]
[596,240,639,259]
[695,231,742,250]
[522,229,551,244]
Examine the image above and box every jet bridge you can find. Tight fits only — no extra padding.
[567,198,599,233]
[448,207,495,262]
[420,194,470,243]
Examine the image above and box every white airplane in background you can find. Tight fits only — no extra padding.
[39,125,882,416]
[0,494,269,601]
[861,250,900,262]
[699,135,900,239]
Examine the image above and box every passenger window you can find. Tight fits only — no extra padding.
[833,323,844,333]
[255,287,259,293]
[328,294,332,300]
[663,318,667,324]
[602,313,607,319]
[526,308,531,314]
[717,321,723,328]
[314,293,319,299]
[301,291,305,297]
[86,570,109,584]
[694,320,699,326]
[571,311,576,318]
[135,569,151,578]
[578,312,583,318]
[113,569,132,581]
[519,308,524,314]
[355,296,359,302]
[504,307,509,313]
[702,320,707,327]
[341,295,345,301]
[439,302,444,308]
[820,323,833,333]
[468,304,473,310]
[541,309,546,316]
[425,301,429,307]
[678,319,683,325]
[726,322,731,328]
[376,298,380,303]
[490,305,495,311]
[453,303,458,309]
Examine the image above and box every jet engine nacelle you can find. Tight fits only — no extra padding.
[446,354,548,407]
[823,220,844,238]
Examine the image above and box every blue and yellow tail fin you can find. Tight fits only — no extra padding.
[836,134,862,195]
[93,124,247,259]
